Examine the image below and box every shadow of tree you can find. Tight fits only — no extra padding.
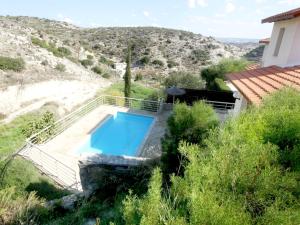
[25,179,70,201]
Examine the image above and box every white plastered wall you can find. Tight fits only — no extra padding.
[262,17,300,68]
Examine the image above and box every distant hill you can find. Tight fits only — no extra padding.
[216,37,259,44]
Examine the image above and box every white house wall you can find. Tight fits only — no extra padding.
[262,17,300,68]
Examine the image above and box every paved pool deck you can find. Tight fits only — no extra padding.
[35,105,169,186]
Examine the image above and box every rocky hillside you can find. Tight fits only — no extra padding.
[1,16,253,78]
[0,15,255,121]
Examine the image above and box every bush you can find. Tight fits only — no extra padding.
[134,73,143,81]
[191,49,210,62]
[161,101,218,177]
[31,37,71,58]
[139,56,150,65]
[55,63,66,72]
[167,60,179,68]
[80,59,94,68]
[102,72,111,79]
[21,111,55,143]
[99,56,114,68]
[0,56,25,72]
[87,54,94,60]
[57,47,71,57]
[201,58,249,90]
[92,66,102,75]
[41,60,48,66]
[152,59,164,67]
[124,88,300,225]
[0,187,47,225]
[164,71,205,89]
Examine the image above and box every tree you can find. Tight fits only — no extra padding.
[124,44,132,98]
[164,71,205,90]
[201,58,249,90]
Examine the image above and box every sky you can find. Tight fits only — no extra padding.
[0,0,300,39]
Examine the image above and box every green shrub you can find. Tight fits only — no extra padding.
[162,101,218,177]
[92,66,102,75]
[102,72,111,79]
[201,58,249,90]
[0,187,47,225]
[99,56,114,68]
[164,71,205,89]
[167,60,179,68]
[134,73,143,81]
[124,88,300,225]
[80,59,94,68]
[139,56,150,65]
[55,63,66,72]
[152,59,164,67]
[214,77,230,91]
[87,54,94,60]
[57,47,71,57]
[0,56,25,72]
[31,37,71,58]
[191,49,210,62]
[21,111,55,143]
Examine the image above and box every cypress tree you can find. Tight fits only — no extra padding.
[124,44,132,98]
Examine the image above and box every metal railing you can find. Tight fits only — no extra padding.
[21,95,162,191]
[21,143,79,190]
[28,95,162,144]
[203,100,235,112]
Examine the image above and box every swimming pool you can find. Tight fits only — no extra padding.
[77,112,155,156]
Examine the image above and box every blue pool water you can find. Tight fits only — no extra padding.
[77,112,154,156]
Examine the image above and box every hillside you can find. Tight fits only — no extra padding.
[0,15,256,121]
[1,16,254,77]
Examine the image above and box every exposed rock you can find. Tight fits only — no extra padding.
[79,153,159,192]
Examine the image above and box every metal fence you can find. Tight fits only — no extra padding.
[21,143,79,190]
[204,100,235,112]
[21,95,162,190]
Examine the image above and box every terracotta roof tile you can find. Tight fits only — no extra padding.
[259,38,270,44]
[262,7,300,23]
[226,65,300,105]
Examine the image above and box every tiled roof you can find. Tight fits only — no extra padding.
[259,38,270,44]
[226,65,300,105]
[262,7,300,23]
[246,63,261,71]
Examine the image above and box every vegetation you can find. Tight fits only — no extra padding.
[201,58,249,90]
[99,56,114,68]
[152,59,164,67]
[124,45,132,98]
[31,37,71,58]
[190,49,210,63]
[80,59,94,68]
[244,45,265,62]
[123,88,300,225]
[92,65,103,75]
[161,102,219,177]
[103,82,160,100]
[164,71,205,89]
[21,111,55,143]
[0,112,69,224]
[167,60,179,68]
[55,63,66,72]
[134,73,143,81]
[0,56,25,72]
[139,56,150,65]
